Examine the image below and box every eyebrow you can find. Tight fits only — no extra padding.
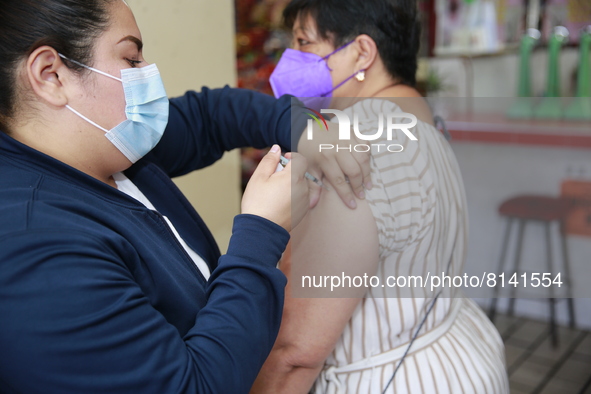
[117,35,143,51]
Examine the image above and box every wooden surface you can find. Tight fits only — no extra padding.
[446,113,591,149]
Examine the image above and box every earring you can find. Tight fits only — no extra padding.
[355,70,366,82]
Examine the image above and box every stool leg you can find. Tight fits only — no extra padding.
[508,219,526,317]
[560,221,576,329]
[545,222,558,348]
[489,218,513,322]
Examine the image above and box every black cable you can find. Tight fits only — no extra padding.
[382,230,458,393]
[434,115,452,141]
[381,291,441,394]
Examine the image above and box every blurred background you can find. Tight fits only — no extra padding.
[127,0,590,392]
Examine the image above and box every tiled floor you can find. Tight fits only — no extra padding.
[492,314,591,393]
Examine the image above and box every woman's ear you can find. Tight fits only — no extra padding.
[354,34,378,72]
[25,46,70,107]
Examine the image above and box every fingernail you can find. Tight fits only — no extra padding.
[349,199,357,209]
[270,144,280,153]
[358,191,365,199]
[366,181,373,190]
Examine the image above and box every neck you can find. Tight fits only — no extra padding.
[357,72,409,97]
[11,117,128,188]
[330,74,407,110]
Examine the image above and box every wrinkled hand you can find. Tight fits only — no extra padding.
[297,121,372,209]
[242,145,310,232]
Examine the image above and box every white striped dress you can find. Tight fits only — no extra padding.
[312,99,509,394]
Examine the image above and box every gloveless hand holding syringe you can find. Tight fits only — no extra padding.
[278,155,329,190]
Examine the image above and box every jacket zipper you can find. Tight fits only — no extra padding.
[151,210,208,284]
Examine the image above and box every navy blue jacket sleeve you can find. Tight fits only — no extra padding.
[0,215,288,394]
[148,86,307,178]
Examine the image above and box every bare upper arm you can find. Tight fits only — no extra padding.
[276,187,380,367]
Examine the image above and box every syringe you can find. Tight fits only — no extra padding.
[279,155,328,190]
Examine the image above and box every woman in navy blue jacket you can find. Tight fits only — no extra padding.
[0,0,370,393]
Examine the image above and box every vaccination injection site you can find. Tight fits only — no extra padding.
[0,0,590,393]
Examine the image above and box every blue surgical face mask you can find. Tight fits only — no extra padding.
[58,54,169,163]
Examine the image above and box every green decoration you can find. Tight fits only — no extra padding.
[534,26,569,119]
[564,27,591,120]
[507,29,540,119]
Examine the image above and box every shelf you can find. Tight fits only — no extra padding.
[446,113,591,149]
[432,43,520,58]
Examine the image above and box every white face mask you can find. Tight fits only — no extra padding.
[59,54,169,163]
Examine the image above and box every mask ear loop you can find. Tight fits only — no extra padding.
[317,40,365,97]
[65,105,110,133]
[57,54,122,133]
[320,68,367,97]
[58,54,122,82]
[320,40,356,71]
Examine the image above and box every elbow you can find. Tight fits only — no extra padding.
[276,342,331,371]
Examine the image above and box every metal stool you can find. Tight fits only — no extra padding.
[488,195,576,347]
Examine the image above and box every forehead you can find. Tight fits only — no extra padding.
[102,0,142,43]
[292,12,318,36]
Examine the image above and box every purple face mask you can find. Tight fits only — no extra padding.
[269,41,364,110]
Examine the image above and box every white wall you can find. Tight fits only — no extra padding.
[426,45,590,328]
[126,0,240,252]
[451,141,591,329]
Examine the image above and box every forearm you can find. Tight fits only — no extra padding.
[0,219,289,394]
[198,214,289,389]
[250,348,323,394]
[251,295,361,393]
[150,87,306,177]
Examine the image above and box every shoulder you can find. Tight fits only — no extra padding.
[0,163,128,243]
[0,166,42,235]
[372,86,435,126]
[350,96,434,127]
